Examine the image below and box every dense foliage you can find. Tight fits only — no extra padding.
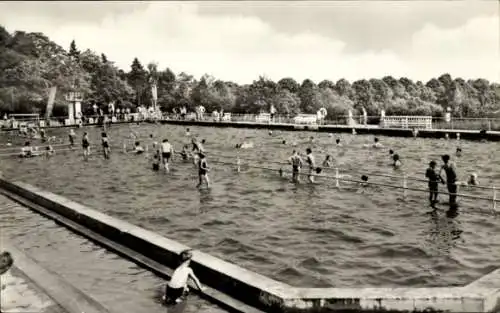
[1,26,499,118]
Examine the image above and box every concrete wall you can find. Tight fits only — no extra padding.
[0,178,498,313]
[2,242,113,313]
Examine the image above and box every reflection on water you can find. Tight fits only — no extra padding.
[1,124,499,288]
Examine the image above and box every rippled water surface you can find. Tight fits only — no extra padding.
[1,124,499,287]
[0,195,225,313]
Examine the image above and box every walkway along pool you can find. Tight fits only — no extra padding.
[0,178,498,312]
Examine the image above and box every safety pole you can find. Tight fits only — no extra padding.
[335,168,340,187]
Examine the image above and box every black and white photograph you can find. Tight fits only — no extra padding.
[0,1,499,312]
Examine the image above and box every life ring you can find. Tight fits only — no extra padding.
[318,108,327,118]
[199,106,206,113]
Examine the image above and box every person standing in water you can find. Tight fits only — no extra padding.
[101,132,110,159]
[288,150,303,183]
[197,153,210,188]
[440,154,458,209]
[82,132,90,161]
[160,139,174,173]
[163,249,204,305]
[305,148,316,183]
[69,129,76,148]
[425,160,444,208]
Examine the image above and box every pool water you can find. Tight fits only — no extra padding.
[1,124,499,288]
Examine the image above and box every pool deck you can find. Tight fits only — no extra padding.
[0,241,114,313]
[0,177,499,313]
[2,119,499,141]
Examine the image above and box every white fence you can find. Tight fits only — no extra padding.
[293,114,318,125]
[381,116,432,129]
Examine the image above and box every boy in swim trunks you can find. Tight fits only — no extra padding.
[425,160,443,207]
[163,249,204,305]
[305,148,316,183]
[161,139,173,172]
[82,132,90,161]
[288,150,303,183]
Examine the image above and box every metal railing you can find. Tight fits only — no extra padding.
[2,112,500,132]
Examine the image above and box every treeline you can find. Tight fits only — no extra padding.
[1,26,499,118]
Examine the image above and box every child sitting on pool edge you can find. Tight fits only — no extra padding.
[163,249,204,305]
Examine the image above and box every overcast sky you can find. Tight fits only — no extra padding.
[0,1,498,84]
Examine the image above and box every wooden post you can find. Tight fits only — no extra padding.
[403,174,408,199]
[237,155,241,173]
[493,186,497,212]
[123,141,127,153]
[335,168,340,187]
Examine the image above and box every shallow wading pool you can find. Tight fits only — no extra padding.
[1,124,499,288]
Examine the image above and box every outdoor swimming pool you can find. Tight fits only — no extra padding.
[1,123,499,288]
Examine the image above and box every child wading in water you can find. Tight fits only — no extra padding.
[163,249,204,305]
[425,160,444,208]
[101,132,110,159]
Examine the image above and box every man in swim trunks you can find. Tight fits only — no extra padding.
[164,249,204,305]
[69,129,76,148]
[288,150,303,183]
[82,132,90,161]
[161,139,173,173]
[305,148,317,183]
[197,153,210,188]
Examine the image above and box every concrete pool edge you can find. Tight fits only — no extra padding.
[0,178,498,313]
[1,241,113,313]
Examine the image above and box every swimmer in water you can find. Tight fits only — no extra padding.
[40,128,46,143]
[101,132,110,159]
[282,140,286,145]
[180,145,189,161]
[392,154,402,169]
[309,136,314,143]
[336,138,342,146]
[191,138,204,165]
[457,173,479,187]
[152,150,160,171]
[160,139,173,173]
[268,130,273,136]
[69,129,76,148]
[322,155,332,168]
[288,150,303,183]
[372,137,383,148]
[20,141,33,158]
[357,175,369,192]
[45,145,55,157]
[197,153,210,188]
[305,148,317,183]
[186,128,191,137]
[456,147,462,157]
[238,142,254,149]
[412,128,419,138]
[425,160,444,207]
[163,249,204,305]
[134,141,145,154]
[82,132,90,161]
